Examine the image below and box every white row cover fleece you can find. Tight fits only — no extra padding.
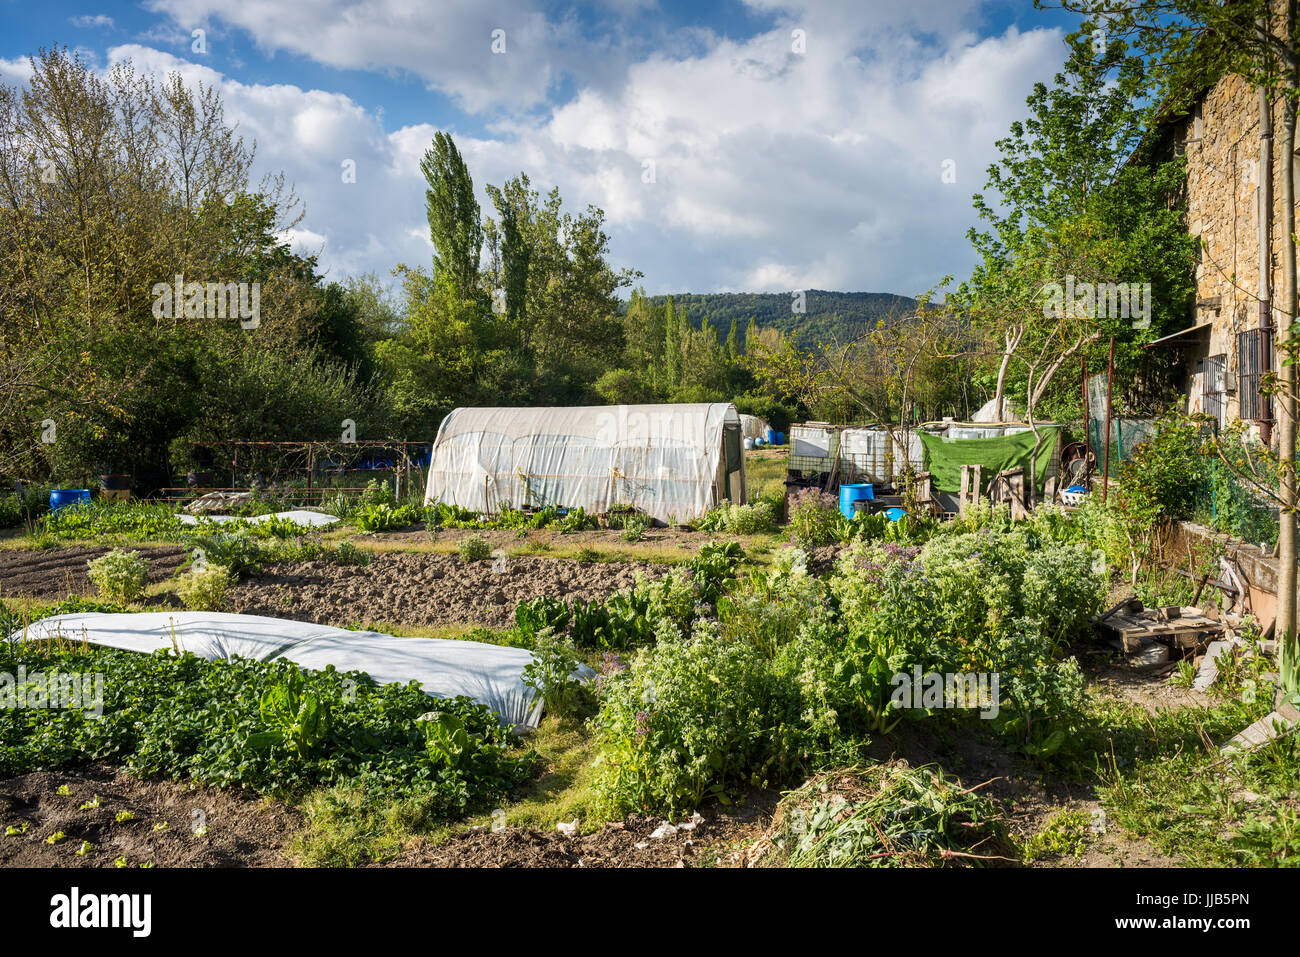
[14,611,547,727]
[176,509,341,527]
[424,402,746,523]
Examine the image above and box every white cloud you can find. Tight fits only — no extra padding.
[86,2,1068,298]
[71,14,115,29]
[144,0,569,113]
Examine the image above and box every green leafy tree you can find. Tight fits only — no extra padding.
[420,132,483,299]
[955,33,1198,422]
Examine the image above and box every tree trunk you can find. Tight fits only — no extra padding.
[993,325,1023,420]
[1028,331,1102,415]
[1277,8,1298,693]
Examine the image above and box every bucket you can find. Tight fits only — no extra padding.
[884,506,907,522]
[839,483,874,519]
[743,437,754,450]
[99,474,131,503]
[50,489,91,512]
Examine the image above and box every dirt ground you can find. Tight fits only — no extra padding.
[0,545,189,600]
[379,525,731,551]
[228,552,666,630]
[385,802,777,868]
[0,764,298,868]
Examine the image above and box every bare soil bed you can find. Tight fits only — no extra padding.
[384,802,776,868]
[378,525,763,553]
[0,764,298,868]
[228,552,666,630]
[0,545,189,600]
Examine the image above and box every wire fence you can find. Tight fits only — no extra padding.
[1194,455,1281,548]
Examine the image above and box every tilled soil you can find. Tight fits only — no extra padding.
[0,764,299,867]
[0,545,189,600]
[383,804,775,868]
[228,552,666,630]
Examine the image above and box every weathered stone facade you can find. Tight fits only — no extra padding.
[1167,71,1288,431]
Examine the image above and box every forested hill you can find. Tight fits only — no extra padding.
[638,290,919,344]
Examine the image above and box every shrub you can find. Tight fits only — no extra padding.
[699,501,777,535]
[86,549,148,603]
[188,531,262,579]
[520,632,593,719]
[0,495,22,529]
[457,535,491,562]
[353,503,419,533]
[787,488,840,547]
[620,513,649,542]
[592,620,805,816]
[515,596,571,636]
[176,565,235,611]
[360,479,397,508]
[330,540,372,566]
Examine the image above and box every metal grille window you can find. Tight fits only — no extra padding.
[1200,354,1226,428]
[1237,329,1272,422]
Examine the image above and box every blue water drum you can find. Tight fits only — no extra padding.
[50,489,91,512]
[839,483,874,519]
[776,431,785,445]
[766,428,777,445]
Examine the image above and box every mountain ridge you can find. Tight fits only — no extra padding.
[637,289,920,345]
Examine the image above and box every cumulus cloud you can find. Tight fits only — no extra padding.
[83,2,1069,297]
[143,0,575,113]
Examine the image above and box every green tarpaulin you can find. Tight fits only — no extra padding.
[918,426,1061,494]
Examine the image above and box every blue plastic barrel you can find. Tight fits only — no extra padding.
[776,431,785,445]
[50,489,91,512]
[766,427,777,445]
[755,437,765,447]
[839,483,874,519]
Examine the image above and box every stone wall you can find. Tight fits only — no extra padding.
[1173,71,1291,426]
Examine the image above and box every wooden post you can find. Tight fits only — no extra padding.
[959,464,982,516]
[1003,467,1027,520]
[916,471,933,507]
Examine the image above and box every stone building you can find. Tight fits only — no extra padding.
[1150,72,1282,436]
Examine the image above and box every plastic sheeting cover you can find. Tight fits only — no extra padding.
[739,414,769,440]
[14,611,549,727]
[176,509,341,527]
[424,403,743,523]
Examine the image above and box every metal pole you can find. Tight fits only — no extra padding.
[1102,336,1115,503]
[1081,356,1091,457]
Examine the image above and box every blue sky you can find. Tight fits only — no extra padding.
[2,1,1085,297]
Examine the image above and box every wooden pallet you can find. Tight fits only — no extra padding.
[1093,599,1224,653]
